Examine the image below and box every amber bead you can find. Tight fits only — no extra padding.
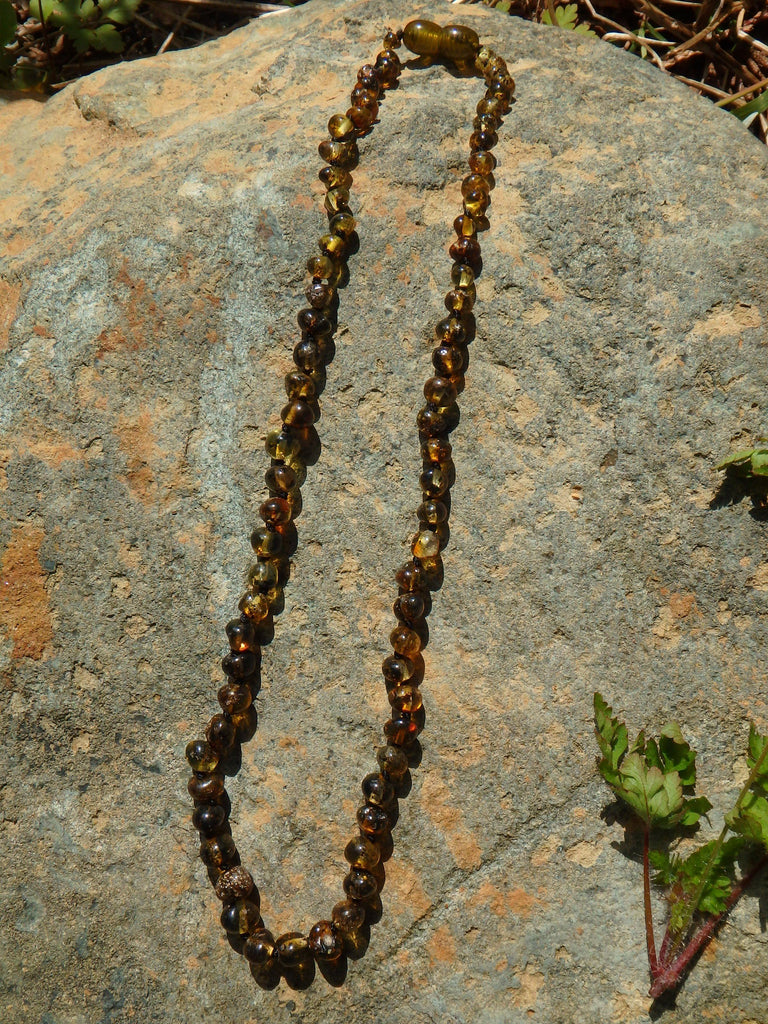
[259,497,292,526]
[222,648,257,680]
[319,233,345,261]
[308,920,344,961]
[305,279,334,310]
[214,865,255,902]
[384,714,419,746]
[382,654,414,685]
[464,190,491,219]
[297,308,331,337]
[395,561,425,592]
[188,772,225,803]
[361,772,394,807]
[238,592,270,622]
[416,405,448,436]
[343,868,379,901]
[344,834,382,869]
[451,263,476,290]
[285,372,317,405]
[265,428,301,461]
[357,803,390,836]
[324,187,351,215]
[225,617,255,651]
[329,212,356,241]
[221,898,261,935]
[328,113,355,140]
[422,437,451,463]
[394,592,425,623]
[306,256,335,283]
[390,625,421,658]
[293,338,325,373]
[281,399,316,428]
[440,23,481,60]
[412,529,441,559]
[389,683,423,714]
[469,127,498,152]
[200,832,237,870]
[402,19,442,56]
[264,465,298,496]
[432,343,465,376]
[420,464,451,498]
[318,139,359,170]
[319,165,352,189]
[444,288,474,314]
[383,28,400,49]
[357,63,381,93]
[244,928,276,965]
[435,315,466,345]
[193,802,227,835]
[376,744,409,780]
[423,375,457,408]
[375,53,400,89]
[186,738,220,773]
[332,899,366,933]
[417,499,448,525]
[276,932,310,966]
[469,149,496,176]
[217,682,252,717]
[347,104,376,130]
[449,238,481,270]
[350,85,379,114]
[206,713,236,754]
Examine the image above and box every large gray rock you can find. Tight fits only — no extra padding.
[1,0,767,1020]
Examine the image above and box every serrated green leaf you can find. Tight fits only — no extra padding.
[752,451,768,476]
[0,0,16,47]
[715,448,759,470]
[594,692,628,776]
[662,838,742,937]
[612,752,685,827]
[98,0,140,24]
[679,795,712,827]
[89,22,123,51]
[658,722,698,786]
[747,723,768,792]
[543,3,578,30]
[727,791,768,848]
[649,847,678,887]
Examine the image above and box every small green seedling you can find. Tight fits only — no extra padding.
[715,447,768,479]
[542,3,597,38]
[594,693,768,998]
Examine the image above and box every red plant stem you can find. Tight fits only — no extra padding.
[643,827,658,975]
[649,852,768,998]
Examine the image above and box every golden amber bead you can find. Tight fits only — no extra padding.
[390,625,421,657]
[382,654,414,685]
[238,592,270,622]
[281,399,316,428]
[349,84,379,113]
[450,236,482,266]
[469,150,496,176]
[265,428,300,461]
[345,833,382,868]
[306,254,336,279]
[384,714,419,746]
[319,165,352,189]
[319,233,346,260]
[357,63,381,92]
[362,772,394,806]
[329,211,356,239]
[424,375,457,407]
[318,139,359,169]
[435,315,466,344]
[469,129,497,152]
[383,28,400,49]
[395,561,425,592]
[248,560,278,590]
[225,617,255,649]
[308,920,344,961]
[402,19,442,56]
[464,189,491,219]
[244,928,276,966]
[412,530,440,559]
[186,738,219,773]
[422,437,452,463]
[220,898,261,934]
[451,263,476,290]
[347,104,376,130]
[418,499,448,525]
[259,497,292,525]
[285,370,317,401]
[324,187,351,215]
[328,113,355,140]
[433,343,466,376]
[420,464,451,497]
[276,932,310,966]
[214,865,255,902]
[394,592,425,623]
[343,868,379,901]
[264,464,298,495]
[416,405,447,436]
[376,744,409,780]
[389,684,423,714]
[218,682,252,716]
[357,803,390,836]
[332,899,366,933]
[440,23,481,60]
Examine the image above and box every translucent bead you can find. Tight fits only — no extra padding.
[382,654,414,684]
[469,149,496,176]
[435,315,467,344]
[449,236,482,266]
[238,592,270,622]
[332,899,366,933]
[454,214,477,239]
[324,187,351,215]
[318,233,346,261]
[384,714,420,746]
[217,682,252,717]
[214,866,255,902]
[225,617,255,650]
[318,166,352,189]
[259,497,292,526]
[206,714,236,754]
[188,772,225,803]
[318,139,359,170]
[420,464,451,497]
[476,95,503,118]
[285,373,317,405]
[357,64,381,93]
[199,833,237,870]
[344,834,382,868]
[192,802,227,835]
[464,189,491,218]
[244,928,276,966]
[328,113,355,140]
[349,85,379,114]
[473,113,499,134]
[393,592,425,623]
[412,530,440,559]
[395,561,425,592]
[444,289,474,314]
[433,343,465,376]
[402,19,443,56]
[293,338,325,373]
[389,684,423,714]
[220,898,261,934]
[416,405,447,437]
[306,254,336,280]
[383,28,400,49]
[305,279,334,310]
[264,465,298,496]
[390,625,422,657]
[347,104,376,130]
[308,920,344,961]
[186,738,220,773]
[265,428,301,461]
[357,803,390,836]
[424,375,457,407]
[276,932,310,966]
[376,744,410,780]
[422,437,452,463]
[361,772,394,806]
[248,560,279,592]
[470,126,498,151]
[329,211,356,239]
[221,649,256,680]
[343,868,379,901]
[451,263,476,290]
[374,52,401,89]
[297,308,331,337]
[281,399,315,428]
[417,499,448,525]
[439,23,481,61]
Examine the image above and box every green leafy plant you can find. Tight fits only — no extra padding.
[542,2,597,38]
[29,0,139,54]
[716,446,768,479]
[594,693,768,998]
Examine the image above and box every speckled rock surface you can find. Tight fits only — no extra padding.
[1,0,767,1021]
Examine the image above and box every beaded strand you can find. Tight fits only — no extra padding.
[185,19,515,988]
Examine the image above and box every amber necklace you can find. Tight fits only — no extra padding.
[185,19,514,988]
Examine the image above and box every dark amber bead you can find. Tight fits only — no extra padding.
[450,237,482,267]
[402,19,442,56]
[376,744,410,780]
[214,865,255,902]
[285,370,317,402]
[188,772,225,803]
[281,399,315,428]
[343,868,379,901]
[297,308,331,337]
[362,772,394,807]
[344,834,382,869]
[394,592,425,623]
[244,928,276,965]
[357,64,381,93]
[276,932,310,966]
[206,713,236,753]
[199,832,237,870]
[225,617,255,650]
[222,648,256,679]
[422,437,452,463]
[259,497,292,526]
[435,316,466,345]
[417,499,448,525]
[420,464,451,498]
[469,150,496,176]
[347,104,376,130]
[318,139,359,170]
[332,899,366,933]
[308,920,344,961]
[384,713,420,745]
[349,85,379,113]
[328,113,355,140]
[329,211,356,239]
[218,682,252,716]
[293,338,325,373]
[382,654,414,685]
[440,23,481,60]
[416,405,447,436]
[357,803,390,836]
[375,53,400,89]
[469,128,497,152]
[395,561,425,592]
[305,279,335,310]
[221,898,261,934]
[390,625,421,657]
[388,684,423,714]
[192,802,227,835]
[424,376,457,408]
[324,187,351,216]
[186,738,220,772]
[319,165,352,189]
[264,465,298,496]
[433,343,465,375]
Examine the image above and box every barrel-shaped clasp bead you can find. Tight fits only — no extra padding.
[440,24,481,61]
[402,19,443,56]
